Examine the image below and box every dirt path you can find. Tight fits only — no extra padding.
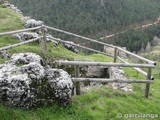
[100,17,160,40]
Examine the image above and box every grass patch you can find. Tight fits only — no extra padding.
[0,42,113,64]
[0,84,160,120]
[123,67,146,80]
[0,5,23,32]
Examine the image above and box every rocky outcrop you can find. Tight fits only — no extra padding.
[12,32,39,41]
[63,41,79,53]
[2,1,22,15]
[152,36,160,46]
[12,18,59,47]
[85,66,108,78]
[0,50,11,58]
[0,53,73,109]
[109,67,133,92]
[24,19,44,29]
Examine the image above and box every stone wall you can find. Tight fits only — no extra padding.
[108,67,133,92]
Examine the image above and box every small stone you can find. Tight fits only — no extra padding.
[63,41,79,53]
[29,74,36,79]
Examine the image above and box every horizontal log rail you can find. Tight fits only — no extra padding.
[0,37,42,51]
[46,25,155,65]
[0,26,156,66]
[117,56,154,80]
[45,25,115,48]
[117,47,156,65]
[0,26,42,37]
[47,36,113,57]
[72,78,154,83]
[58,61,155,68]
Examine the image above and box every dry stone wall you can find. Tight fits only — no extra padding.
[109,67,133,92]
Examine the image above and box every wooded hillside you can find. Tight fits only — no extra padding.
[10,0,160,52]
[10,0,160,35]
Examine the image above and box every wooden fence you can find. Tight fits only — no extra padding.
[0,25,46,54]
[0,25,156,98]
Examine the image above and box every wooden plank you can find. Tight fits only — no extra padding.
[145,68,152,98]
[48,36,114,57]
[40,25,47,54]
[45,25,115,48]
[117,47,156,65]
[72,78,154,83]
[58,61,155,68]
[114,47,117,63]
[117,56,154,80]
[0,37,42,51]
[75,66,81,95]
[0,26,42,36]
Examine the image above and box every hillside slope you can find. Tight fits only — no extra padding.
[0,4,23,32]
[0,4,113,64]
[0,3,160,120]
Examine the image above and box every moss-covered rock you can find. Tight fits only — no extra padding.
[0,53,73,109]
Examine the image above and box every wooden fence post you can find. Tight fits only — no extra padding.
[40,25,47,54]
[144,68,152,98]
[75,65,81,95]
[114,47,117,63]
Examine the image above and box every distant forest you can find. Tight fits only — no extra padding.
[111,25,160,52]
[10,0,160,52]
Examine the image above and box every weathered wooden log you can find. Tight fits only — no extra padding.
[117,47,156,65]
[58,61,155,68]
[117,56,154,80]
[145,68,152,98]
[0,37,42,51]
[0,26,42,36]
[48,36,114,57]
[45,25,115,48]
[72,78,154,83]
[40,25,47,54]
[114,47,118,63]
[45,25,155,65]
[75,66,81,95]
